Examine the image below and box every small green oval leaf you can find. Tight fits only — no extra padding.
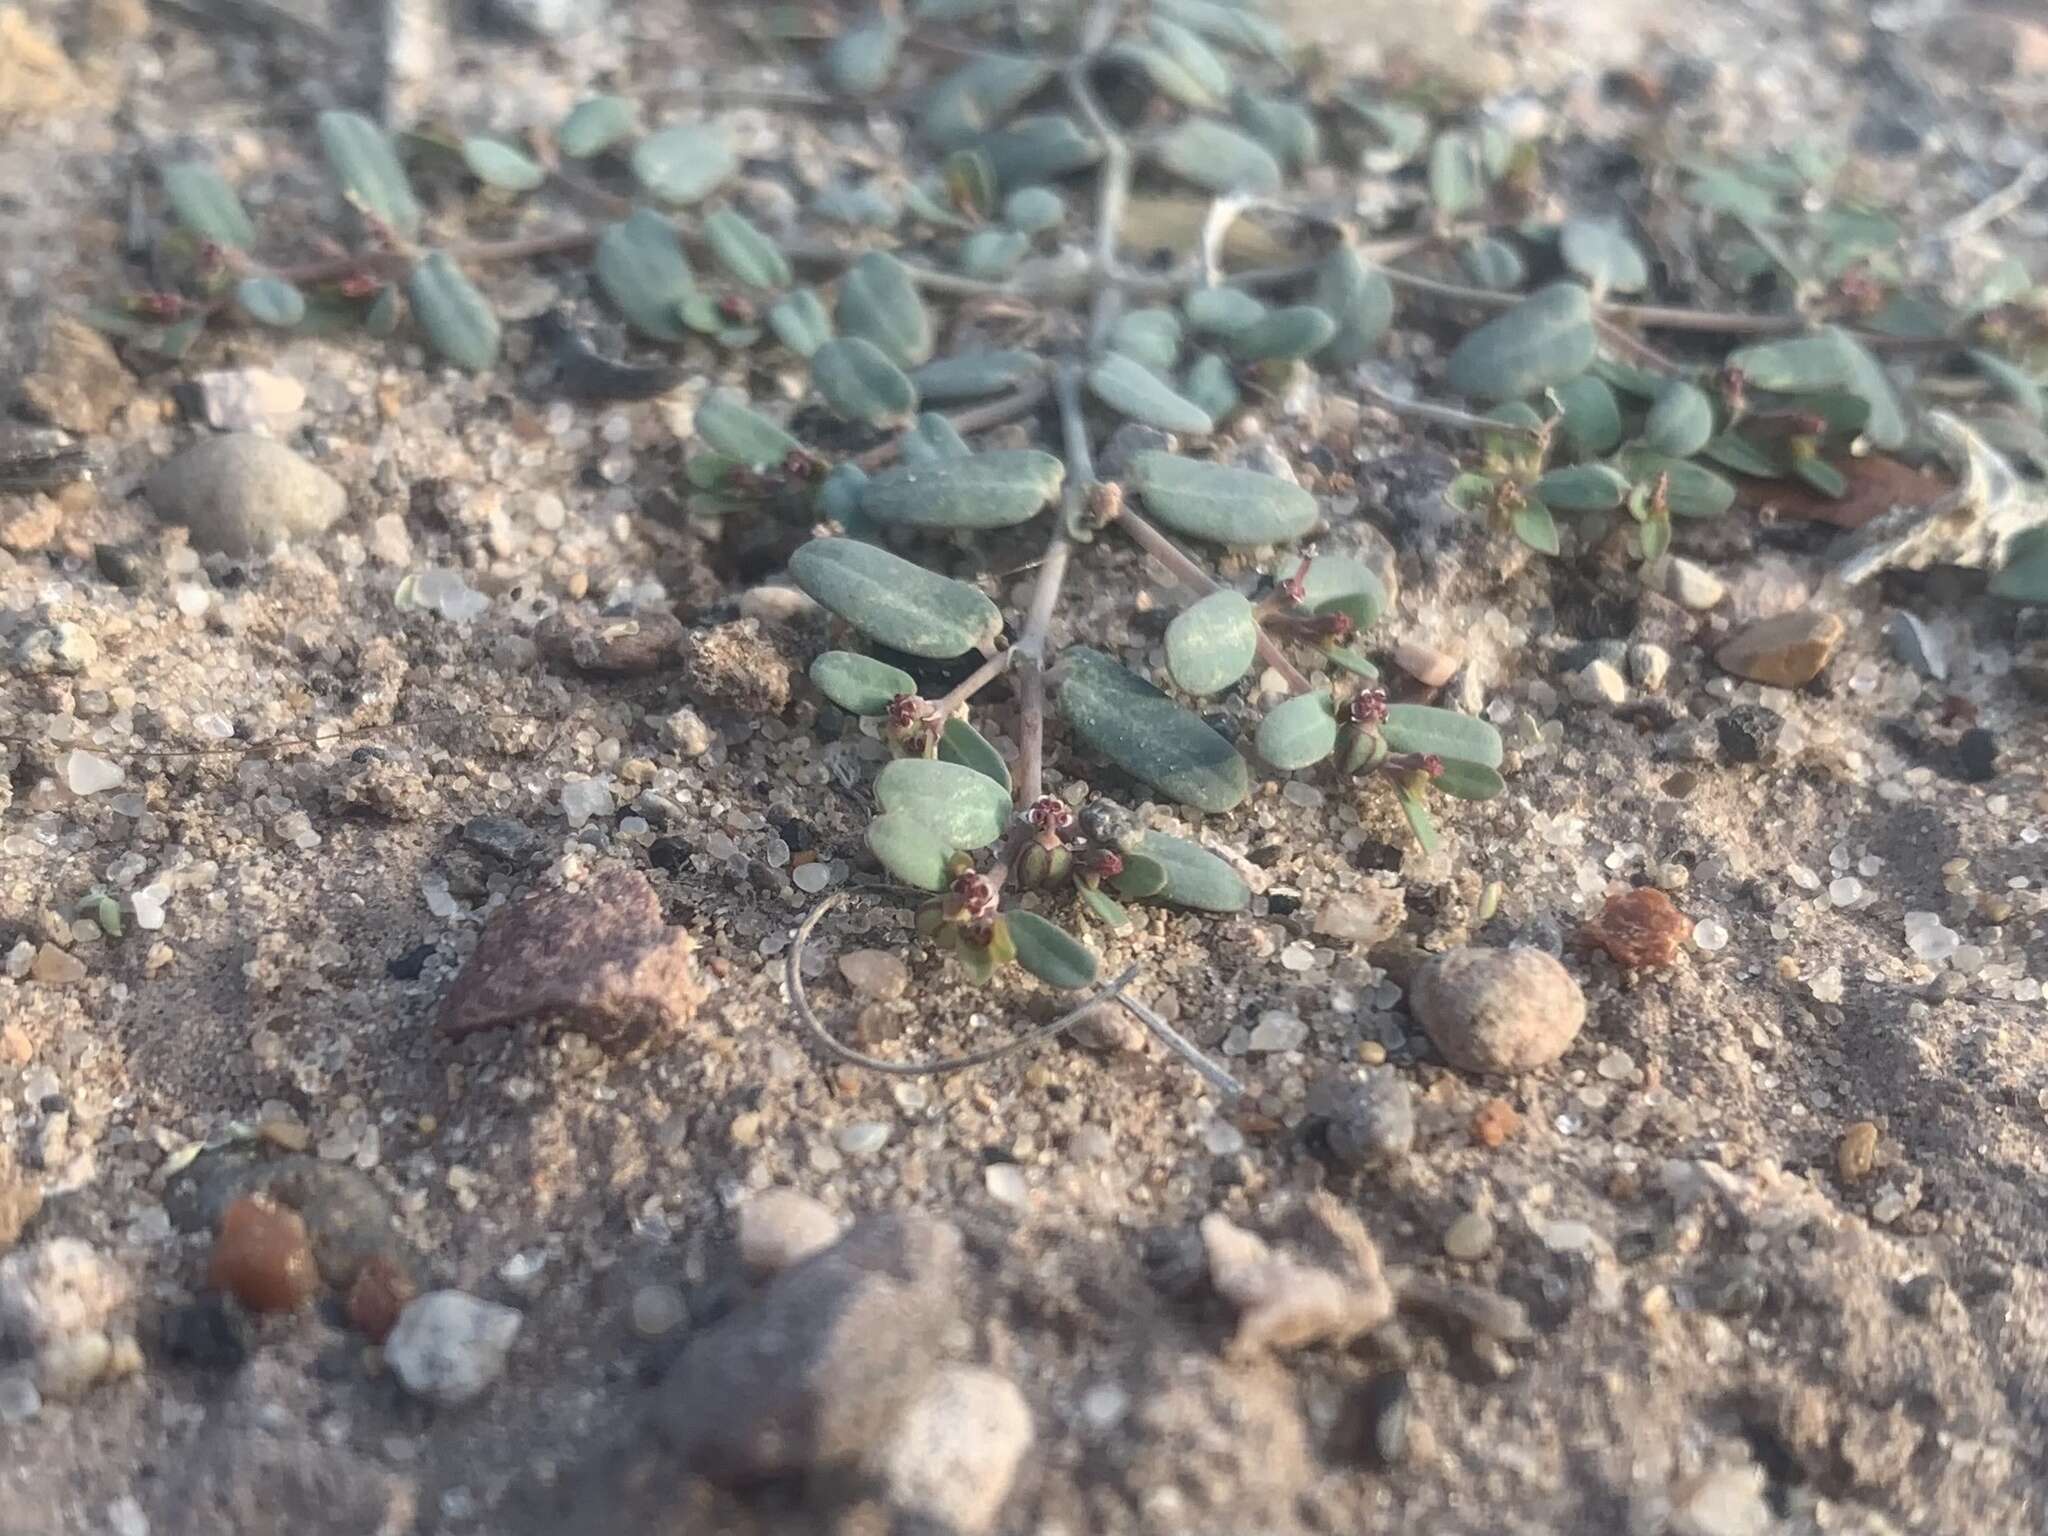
[1257,692,1338,771]
[1107,851,1169,901]
[631,124,737,206]
[876,757,1013,849]
[462,136,545,192]
[595,209,694,343]
[1554,374,1623,457]
[809,651,915,715]
[1229,305,1338,363]
[162,162,256,250]
[697,388,801,468]
[1231,88,1319,172]
[825,13,904,95]
[868,812,952,890]
[958,227,1030,279]
[1313,245,1395,368]
[974,113,1103,191]
[1643,380,1715,458]
[921,54,1052,150]
[1184,286,1267,340]
[1512,498,1561,555]
[1130,451,1317,547]
[317,110,421,239]
[901,411,974,467]
[1058,647,1248,813]
[1990,526,2048,605]
[1089,353,1215,435]
[1002,185,1065,235]
[1459,236,1526,291]
[1431,758,1503,800]
[1381,704,1502,768]
[789,538,1001,658]
[767,287,832,357]
[813,336,920,426]
[1076,884,1133,929]
[705,209,793,290]
[559,96,636,158]
[1151,118,1282,195]
[1110,308,1183,373]
[1007,910,1100,990]
[1133,830,1250,912]
[912,348,1043,402]
[1701,432,1784,478]
[1298,555,1388,629]
[938,716,1011,794]
[837,250,932,368]
[1533,463,1630,513]
[233,276,305,328]
[1560,216,1650,294]
[1181,353,1241,423]
[862,448,1064,531]
[1428,130,1484,219]
[1614,450,1737,519]
[408,253,499,371]
[1164,589,1258,696]
[1827,326,1907,451]
[1725,334,1848,394]
[1446,282,1596,403]
[1395,782,1439,854]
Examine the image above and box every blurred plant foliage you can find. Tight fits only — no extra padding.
[91,0,2048,998]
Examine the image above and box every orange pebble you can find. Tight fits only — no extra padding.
[208,1194,319,1313]
[1471,1097,1521,1148]
[1582,887,1689,969]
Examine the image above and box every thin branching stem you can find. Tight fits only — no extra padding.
[1012,365,1091,805]
[1356,377,1539,439]
[1113,506,1318,695]
[852,376,1052,472]
[787,893,1143,1075]
[931,649,1015,717]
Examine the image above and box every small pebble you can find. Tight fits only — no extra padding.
[1954,727,1998,784]
[207,1194,319,1314]
[1660,556,1726,610]
[1412,947,1586,1075]
[738,1188,843,1274]
[146,433,345,558]
[838,949,909,1001]
[1581,887,1688,969]
[983,1164,1029,1209]
[1837,1121,1880,1183]
[1627,642,1671,692]
[1443,1211,1496,1261]
[630,1284,687,1338]
[384,1291,522,1407]
[1567,659,1628,707]
[1714,609,1844,687]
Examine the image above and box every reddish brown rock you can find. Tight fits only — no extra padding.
[345,1254,415,1343]
[1581,887,1689,969]
[1470,1097,1521,1149]
[208,1194,319,1313]
[1714,609,1844,688]
[438,867,704,1053]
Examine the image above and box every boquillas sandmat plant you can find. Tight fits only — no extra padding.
[90,0,2048,1086]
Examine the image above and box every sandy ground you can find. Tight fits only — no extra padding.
[3,0,2047,1532]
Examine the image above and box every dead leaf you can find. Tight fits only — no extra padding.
[1736,453,1951,531]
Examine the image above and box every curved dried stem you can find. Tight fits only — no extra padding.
[786,892,1141,1075]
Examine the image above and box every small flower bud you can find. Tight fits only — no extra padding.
[1347,688,1389,726]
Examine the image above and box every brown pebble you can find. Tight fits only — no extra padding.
[208,1194,320,1313]
[1581,887,1689,969]
[345,1254,415,1343]
[1714,609,1845,688]
[1471,1098,1521,1148]
[1838,1121,1880,1183]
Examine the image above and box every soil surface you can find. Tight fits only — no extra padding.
[3,1,2047,1534]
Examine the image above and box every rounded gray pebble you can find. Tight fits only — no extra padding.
[147,434,345,558]
[1412,946,1586,1074]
